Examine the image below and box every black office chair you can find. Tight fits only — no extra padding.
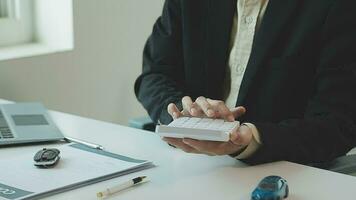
[128,116,155,132]
[129,116,356,176]
[312,153,356,176]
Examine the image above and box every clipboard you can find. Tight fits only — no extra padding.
[0,142,154,200]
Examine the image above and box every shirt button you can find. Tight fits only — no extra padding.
[233,62,240,71]
[244,16,254,24]
[236,63,244,75]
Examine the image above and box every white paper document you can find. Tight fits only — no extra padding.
[0,143,153,200]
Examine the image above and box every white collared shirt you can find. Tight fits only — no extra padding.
[224,0,270,159]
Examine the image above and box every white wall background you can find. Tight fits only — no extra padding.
[0,0,164,125]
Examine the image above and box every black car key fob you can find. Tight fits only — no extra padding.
[34,148,60,168]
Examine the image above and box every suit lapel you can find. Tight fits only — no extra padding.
[204,0,236,99]
[236,0,300,105]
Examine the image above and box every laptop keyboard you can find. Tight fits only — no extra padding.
[0,111,14,139]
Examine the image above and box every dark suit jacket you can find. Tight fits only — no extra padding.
[135,0,356,165]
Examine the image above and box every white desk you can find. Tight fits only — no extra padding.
[1,100,356,200]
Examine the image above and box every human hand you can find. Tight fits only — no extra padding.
[167,96,246,121]
[164,96,251,156]
[162,124,253,156]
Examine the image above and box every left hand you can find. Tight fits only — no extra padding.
[163,123,253,156]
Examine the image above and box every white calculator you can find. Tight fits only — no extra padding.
[156,117,240,142]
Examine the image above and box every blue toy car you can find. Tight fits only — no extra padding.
[251,175,289,200]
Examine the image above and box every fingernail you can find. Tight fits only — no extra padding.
[230,132,239,142]
[173,112,178,118]
[207,109,214,116]
[230,133,236,140]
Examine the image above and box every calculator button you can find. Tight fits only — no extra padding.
[169,117,239,134]
[207,119,224,130]
[196,118,213,129]
[169,117,189,127]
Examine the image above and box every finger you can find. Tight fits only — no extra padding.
[163,137,201,154]
[206,99,234,121]
[183,138,222,155]
[230,125,252,146]
[231,106,246,119]
[182,96,197,116]
[181,99,203,117]
[167,103,182,119]
[195,96,215,117]
[190,102,205,117]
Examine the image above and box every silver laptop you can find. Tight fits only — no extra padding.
[0,103,64,145]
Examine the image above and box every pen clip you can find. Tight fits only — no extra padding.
[64,137,104,150]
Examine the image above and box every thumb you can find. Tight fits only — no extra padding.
[231,106,246,119]
[230,125,252,146]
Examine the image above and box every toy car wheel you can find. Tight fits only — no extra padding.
[284,185,289,198]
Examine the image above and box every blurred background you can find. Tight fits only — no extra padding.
[0,0,164,125]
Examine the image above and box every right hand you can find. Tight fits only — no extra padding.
[167,96,246,122]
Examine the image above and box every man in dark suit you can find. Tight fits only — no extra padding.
[135,0,356,164]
